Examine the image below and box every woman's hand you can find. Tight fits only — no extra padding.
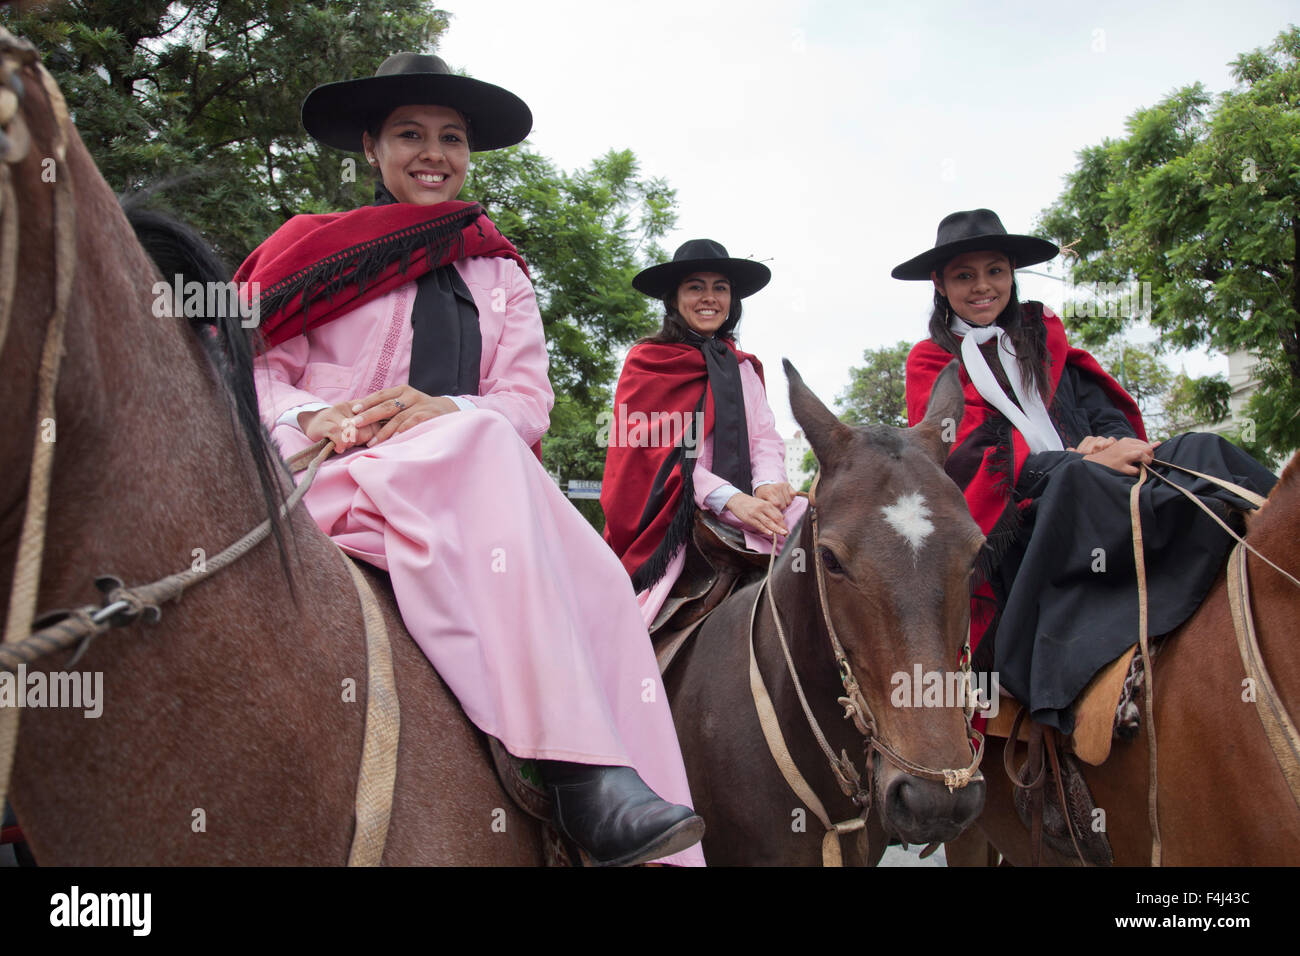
[347,386,459,447]
[1071,435,1117,456]
[1082,436,1159,476]
[299,403,381,452]
[754,482,796,510]
[299,386,459,452]
[725,493,789,538]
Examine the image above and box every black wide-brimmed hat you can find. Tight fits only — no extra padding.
[632,239,771,300]
[301,52,532,153]
[891,208,1059,280]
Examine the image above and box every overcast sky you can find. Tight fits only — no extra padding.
[436,0,1296,436]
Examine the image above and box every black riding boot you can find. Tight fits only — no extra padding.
[538,761,704,866]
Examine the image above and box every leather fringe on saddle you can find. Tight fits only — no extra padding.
[1006,707,1112,866]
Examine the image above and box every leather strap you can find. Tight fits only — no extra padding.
[1129,466,1162,866]
[1228,542,1300,810]
[342,557,401,866]
[747,582,866,866]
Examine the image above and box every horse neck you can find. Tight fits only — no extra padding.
[10,129,345,657]
[760,513,863,758]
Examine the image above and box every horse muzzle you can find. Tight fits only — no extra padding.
[877,761,986,845]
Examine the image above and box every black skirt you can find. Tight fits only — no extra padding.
[978,369,1278,733]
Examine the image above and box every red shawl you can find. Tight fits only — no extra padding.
[235,200,527,348]
[905,305,1144,650]
[602,339,762,590]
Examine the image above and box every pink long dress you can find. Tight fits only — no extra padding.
[634,359,809,627]
[255,255,703,865]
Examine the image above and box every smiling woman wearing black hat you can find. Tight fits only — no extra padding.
[898,210,1275,805]
[601,239,807,627]
[237,53,704,866]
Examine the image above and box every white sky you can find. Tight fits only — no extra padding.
[437,0,1297,436]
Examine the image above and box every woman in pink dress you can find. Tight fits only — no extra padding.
[601,240,808,626]
[238,52,704,866]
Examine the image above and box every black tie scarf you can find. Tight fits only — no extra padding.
[374,183,482,396]
[674,318,752,493]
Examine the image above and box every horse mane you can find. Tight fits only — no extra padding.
[121,197,296,593]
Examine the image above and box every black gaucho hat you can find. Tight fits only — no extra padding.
[891,208,1059,280]
[632,239,771,300]
[301,52,532,153]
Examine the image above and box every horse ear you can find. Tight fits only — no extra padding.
[911,360,964,467]
[785,359,852,471]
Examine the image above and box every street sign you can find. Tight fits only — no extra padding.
[567,479,602,500]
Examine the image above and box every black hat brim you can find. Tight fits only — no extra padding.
[302,73,532,153]
[632,258,772,300]
[891,234,1059,280]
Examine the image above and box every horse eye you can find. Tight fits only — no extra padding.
[819,546,845,575]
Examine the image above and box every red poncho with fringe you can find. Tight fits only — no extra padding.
[602,339,763,592]
[234,199,526,348]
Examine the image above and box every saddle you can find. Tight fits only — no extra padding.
[651,510,769,675]
[986,644,1142,866]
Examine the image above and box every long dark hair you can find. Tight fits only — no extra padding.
[927,262,1051,403]
[637,290,744,347]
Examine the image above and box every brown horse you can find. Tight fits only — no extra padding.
[0,33,543,864]
[948,453,1300,867]
[662,360,988,865]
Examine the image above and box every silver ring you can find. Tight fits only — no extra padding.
[393,399,405,411]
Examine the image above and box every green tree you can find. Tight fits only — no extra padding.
[1038,26,1300,459]
[837,340,912,429]
[1091,339,1178,437]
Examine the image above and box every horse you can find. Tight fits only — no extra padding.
[662,359,988,865]
[0,29,545,865]
[946,452,1300,867]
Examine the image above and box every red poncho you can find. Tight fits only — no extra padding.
[602,339,762,591]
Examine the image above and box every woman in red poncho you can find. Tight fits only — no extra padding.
[239,52,703,866]
[601,239,807,627]
[898,209,1276,736]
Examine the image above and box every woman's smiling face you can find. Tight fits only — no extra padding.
[363,104,470,205]
[932,250,1014,326]
[674,272,732,336]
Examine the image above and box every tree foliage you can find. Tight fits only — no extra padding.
[837,340,912,429]
[1038,26,1300,458]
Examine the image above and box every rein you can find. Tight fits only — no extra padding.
[0,28,75,822]
[748,476,984,866]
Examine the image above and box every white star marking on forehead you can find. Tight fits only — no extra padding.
[881,492,934,553]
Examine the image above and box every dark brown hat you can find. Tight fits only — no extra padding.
[301,52,532,153]
[632,239,771,300]
[891,208,1058,280]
